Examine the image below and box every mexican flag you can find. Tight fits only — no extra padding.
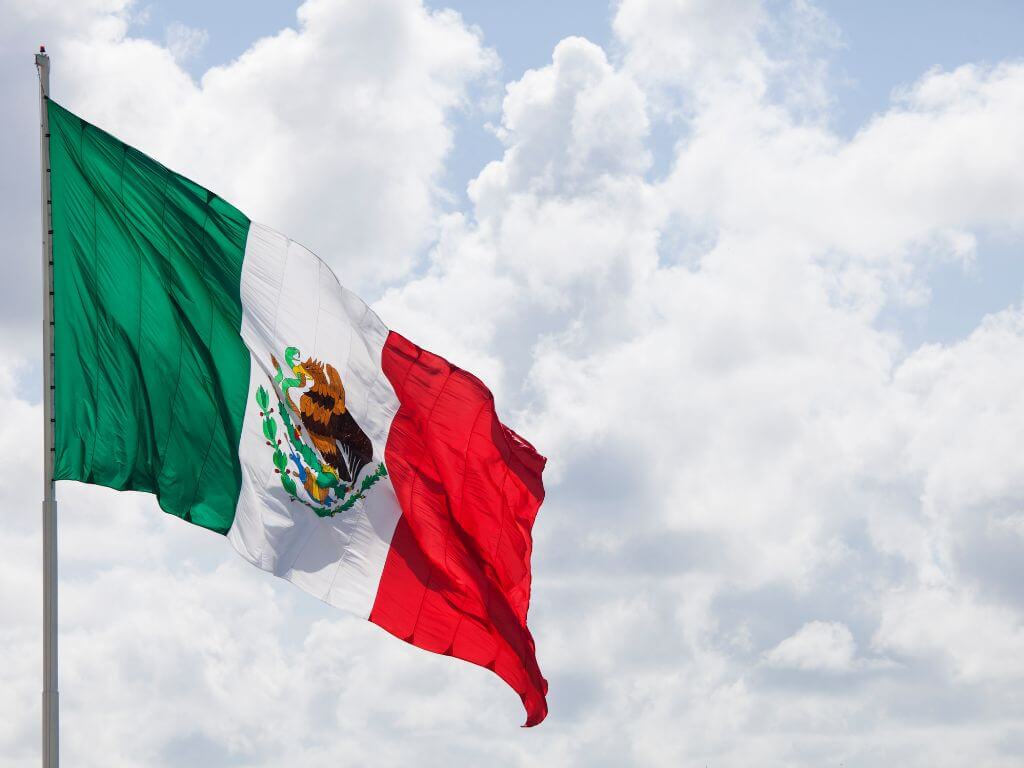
[47,99,548,725]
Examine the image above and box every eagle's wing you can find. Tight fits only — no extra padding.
[325,363,345,404]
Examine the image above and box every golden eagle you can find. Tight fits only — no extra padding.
[292,357,374,490]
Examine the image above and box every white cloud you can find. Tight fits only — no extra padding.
[613,0,768,99]
[873,586,1024,684]
[765,620,857,672]
[163,22,208,63]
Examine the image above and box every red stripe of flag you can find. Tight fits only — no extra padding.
[371,331,549,726]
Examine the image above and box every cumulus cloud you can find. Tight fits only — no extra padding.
[163,22,208,63]
[874,585,1024,684]
[4,0,1024,765]
[765,620,857,672]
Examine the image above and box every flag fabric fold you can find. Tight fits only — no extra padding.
[47,99,548,724]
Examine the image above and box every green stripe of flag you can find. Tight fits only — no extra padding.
[49,99,251,534]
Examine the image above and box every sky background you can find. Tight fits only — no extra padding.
[2,1,1024,765]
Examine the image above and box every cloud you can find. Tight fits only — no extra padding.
[163,22,208,63]
[4,0,1024,765]
[613,0,767,98]
[765,620,857,672]
[873,586,1024,684]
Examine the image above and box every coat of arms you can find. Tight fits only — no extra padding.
[254,346,387,517]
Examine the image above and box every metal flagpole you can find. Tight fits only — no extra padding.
[35,45,59,768]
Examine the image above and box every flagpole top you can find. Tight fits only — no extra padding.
[36,46,50,89]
